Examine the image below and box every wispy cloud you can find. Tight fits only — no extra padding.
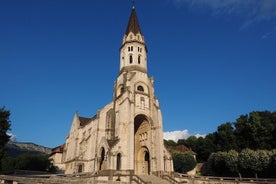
[261,27,276,39]
[170,0,276,30]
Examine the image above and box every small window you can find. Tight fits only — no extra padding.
[78,164,83,173]
[137,85,144,92]
[131,46,133,51]
[129,55,133,64]
[128,47,130,51]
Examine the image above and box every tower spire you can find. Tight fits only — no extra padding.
[125,4,142,36]
[119,5,147,74]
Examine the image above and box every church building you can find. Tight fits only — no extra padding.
[51,5,174,176]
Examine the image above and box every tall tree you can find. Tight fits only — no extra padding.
[0,107,11,171]
[235,111,276,150]
[214,122,237,151]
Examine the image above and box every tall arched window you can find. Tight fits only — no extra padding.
[99,148,105,170]
[138,55,141,64]
[129,55,133,64]
[116,153,121,170]
[140,97,145,110]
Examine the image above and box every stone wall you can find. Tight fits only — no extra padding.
[0,175,128,184]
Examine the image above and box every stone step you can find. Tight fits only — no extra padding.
[138,175,172,184]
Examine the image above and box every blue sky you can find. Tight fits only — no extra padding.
[1,0,276,148]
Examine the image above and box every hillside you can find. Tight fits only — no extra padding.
[5,141,52,157]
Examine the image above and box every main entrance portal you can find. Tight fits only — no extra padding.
[134,115,150,175]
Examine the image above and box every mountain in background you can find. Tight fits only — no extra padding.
[5,141,52,157]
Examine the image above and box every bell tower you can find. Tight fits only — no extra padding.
[119,6,147,74]
[112,5,174,175]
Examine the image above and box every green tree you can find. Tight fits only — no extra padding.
[238,149,270,178]
[206,150,240,177]
[225,150,239,177]
[172,151,196,173]
[1,156,15,174]
[181,135,216,162]
[214,122,237,151]
[268,149,276,178]
[0,107,11,172]
[195,136,216,162]
[15,154,54,172]
[164,139,177,147]
[234,111,276,150]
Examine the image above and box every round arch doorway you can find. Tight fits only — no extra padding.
[136,147,150,175]
[134,114,151,175]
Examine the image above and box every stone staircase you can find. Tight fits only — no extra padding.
[138,175,172,184]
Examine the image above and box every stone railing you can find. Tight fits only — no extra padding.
[162,174,182,184]
[131,175,151,184]
[0,170,150,184]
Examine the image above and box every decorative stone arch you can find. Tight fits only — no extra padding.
[136,146,150,175]
[97,137,110,171]
[134,114,152,133]
[134,114,152,175]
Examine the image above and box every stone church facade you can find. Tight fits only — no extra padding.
[51,6,174,175]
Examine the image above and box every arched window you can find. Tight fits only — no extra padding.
[137,85,144,92]
[140,97,145,110]
[116,153,121,170]
[129,55,133,64]
[138,55,141,64]
[99,148,105,170]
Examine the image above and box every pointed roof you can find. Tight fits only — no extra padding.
[125,6,142,36]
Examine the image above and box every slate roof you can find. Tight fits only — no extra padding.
[125,7,142,36]
[79,115,97,127]
[79,117,91,127]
